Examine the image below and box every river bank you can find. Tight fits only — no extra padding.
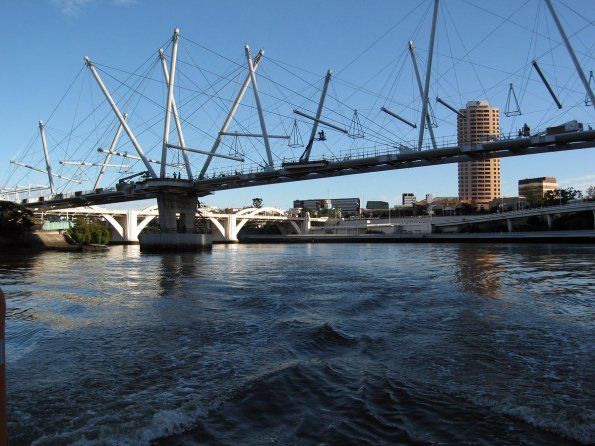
[0,230,77,252]
[240,230,595,244]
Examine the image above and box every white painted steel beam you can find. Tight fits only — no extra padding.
[408,41,437,149]
[84,56,157,178]
[417,0,439,151]
[381,106,417,128]
[166,143,244,162]
[293,109,348,135]
[10,160,82,184]
[300,70,333,162]
[94,114,126,190]
[245,45,273,167]
[161,28,181,178]
[38,121,55,194]
[199,50,263,179]
[159,48,192,180]
[544,0,595,111]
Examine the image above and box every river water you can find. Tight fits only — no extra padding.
[1,243,594,445]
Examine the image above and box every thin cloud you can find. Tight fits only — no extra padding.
[51,0,137,16]
[559,174,595,191]
[51,0,94,16]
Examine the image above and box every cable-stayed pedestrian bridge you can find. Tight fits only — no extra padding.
[9,128,595,212]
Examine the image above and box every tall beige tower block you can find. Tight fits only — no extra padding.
[457,100,501,208]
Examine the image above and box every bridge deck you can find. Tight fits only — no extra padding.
[18,129,595,211]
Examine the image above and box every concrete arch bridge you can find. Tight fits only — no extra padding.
[38,206,312,244]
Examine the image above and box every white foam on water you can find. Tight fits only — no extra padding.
[31,407,206,446]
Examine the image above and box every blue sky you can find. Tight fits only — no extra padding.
[1,0,594,210]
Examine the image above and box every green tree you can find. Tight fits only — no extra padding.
[544,187,582,206]
[521,185,544,208]
[0,201,34,234]
[68,218,110,245]
[252,197,263,208]
[586,185,595,199]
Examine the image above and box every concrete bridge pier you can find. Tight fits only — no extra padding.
[104,210,154,244]
[547,214,554,230]
[139,192,211,251]
[507,218,514,233]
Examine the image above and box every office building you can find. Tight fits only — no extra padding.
[402,193,416,206]
[293,197,360,216]
[366,200,389,210]
[457,100,501,208]
[518,177,559,197]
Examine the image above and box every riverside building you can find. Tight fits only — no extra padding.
[518,177,559,197]
[402,193,416,206]
[457,100,501,208]
[293,197,360,216]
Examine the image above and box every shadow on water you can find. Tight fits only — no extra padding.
[154,251,209,297]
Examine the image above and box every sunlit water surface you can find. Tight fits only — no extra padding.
[1,243,594,445]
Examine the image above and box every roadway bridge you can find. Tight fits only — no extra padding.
[39,201,594,244]
[39,206,317,243]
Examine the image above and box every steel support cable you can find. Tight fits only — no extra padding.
[543,2,564,109]
[3,132,40,187]
[259,65,300,117]
[334,0,427,77]
[323,70,421,146]
[62,59,157,172]
[313,73,403,146]
[166,64,248,141]
[518,5,541,112]
[180,46,246,113]
[380,50,410,113]
[44,65,86,126]
[548,2,595,106]
[437,0,530,99]
[83,59,158,176]
[180,35,246,69]
[172,67,245,126]
[439,3,463,106]
[459,0,593,61]
[376,1,432,108]
[14,66,85,191]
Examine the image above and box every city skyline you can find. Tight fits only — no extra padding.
[1,0,594,210]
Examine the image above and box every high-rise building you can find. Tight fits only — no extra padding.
[457,100,501,208]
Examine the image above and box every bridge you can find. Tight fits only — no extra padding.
[3,0,595,249]
[39,205,319,243]
[38,200,595,243]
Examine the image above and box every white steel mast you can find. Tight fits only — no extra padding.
[245,45,274,168]
[160,28,181,178]
[159,48,192,180]
[93,115,126,190]
[38,121,55,194]
[409,41,437,150]
[544,0,595,111]
[418,0,439,151]
[199,50,264,179]
[85,56,157,178]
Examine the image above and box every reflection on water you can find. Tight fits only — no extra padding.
[0,243,593,445]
